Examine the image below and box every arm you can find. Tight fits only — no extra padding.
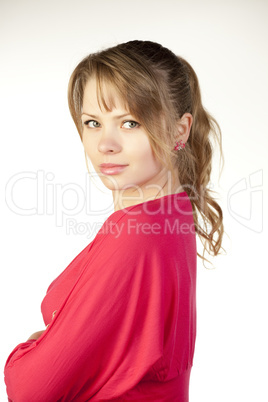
[4,229,165,401]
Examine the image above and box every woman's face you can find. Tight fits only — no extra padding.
[81,78,172,204]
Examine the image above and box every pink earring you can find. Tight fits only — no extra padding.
[174,140,185,151]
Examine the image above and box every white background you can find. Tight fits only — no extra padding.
[1,0,268,400]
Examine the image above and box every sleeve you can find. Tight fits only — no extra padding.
[4,216,166,401]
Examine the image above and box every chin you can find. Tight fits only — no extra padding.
[98,176,122,190]
[99,176,137,192]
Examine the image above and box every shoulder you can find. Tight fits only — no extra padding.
[94,204,162,249]
[92,192,196,260]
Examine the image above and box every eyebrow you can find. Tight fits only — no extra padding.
[81,112,132,119]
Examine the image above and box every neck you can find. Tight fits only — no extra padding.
[112,171,183,212]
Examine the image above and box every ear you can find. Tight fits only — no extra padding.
[176,113,193,143]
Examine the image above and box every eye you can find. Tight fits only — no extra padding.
[122,121,140,129]
[84,120,101,128]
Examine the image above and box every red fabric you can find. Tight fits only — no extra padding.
[4,192,197,401]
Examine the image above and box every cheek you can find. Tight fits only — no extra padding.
[83,137,96,160]
[132,143,162,173]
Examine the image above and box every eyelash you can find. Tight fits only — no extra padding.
[83,120,140,129]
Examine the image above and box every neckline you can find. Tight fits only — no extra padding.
[112,191,188,215]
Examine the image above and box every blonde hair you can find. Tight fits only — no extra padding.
[68,40,225,266]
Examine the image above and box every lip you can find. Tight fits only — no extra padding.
[99,164,128,175]
[99,163,128,168]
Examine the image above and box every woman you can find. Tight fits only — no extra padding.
[4,40,224,401]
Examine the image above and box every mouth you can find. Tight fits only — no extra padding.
[99,163,128,168]
[99,164,128,175]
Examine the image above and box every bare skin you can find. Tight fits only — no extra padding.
[82,78,193,212]
[27,331,45,341]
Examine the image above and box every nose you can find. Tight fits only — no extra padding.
[97,127,122,154]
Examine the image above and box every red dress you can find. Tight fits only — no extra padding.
[4,192,197,401]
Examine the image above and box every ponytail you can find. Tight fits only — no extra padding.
[177,58,225,266]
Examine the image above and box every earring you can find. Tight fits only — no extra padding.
[174,140,185,151]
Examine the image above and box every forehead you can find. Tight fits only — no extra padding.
[82,77,128,114]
